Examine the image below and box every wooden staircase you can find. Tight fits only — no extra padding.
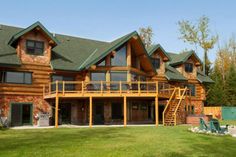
[163,87,189,126]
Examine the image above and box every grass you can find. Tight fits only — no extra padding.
[219,120,236,126]
[0,126,236,157]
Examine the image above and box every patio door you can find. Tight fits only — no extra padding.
[93,103,104,125]
[11,103,32,126]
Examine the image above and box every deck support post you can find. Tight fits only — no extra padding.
[155,96,159,127]
[89,96,93,128]
[124,96,127,127]
[55,95,59,128]
[55,80,59,128]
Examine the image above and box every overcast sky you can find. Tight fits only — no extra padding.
[1,0,235,62]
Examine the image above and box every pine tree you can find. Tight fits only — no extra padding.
[225,64,236,106]
[206,67,227,106]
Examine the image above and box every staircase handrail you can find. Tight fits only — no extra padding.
[173,87,188,125]
[162,87,177,125]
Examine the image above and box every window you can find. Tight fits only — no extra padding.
[111,45,127,66]
[186,84,196,96]
[26,40,44,55]
[185,63,193,73]
[3,71,32,84]
[110,72,127,90]
[90,72,106,90]
[152,58,160,69]
[97,58,106,66]
[91,72,106,81]
[51,75,75,91]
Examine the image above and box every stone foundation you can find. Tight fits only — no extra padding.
[0,95,51,125]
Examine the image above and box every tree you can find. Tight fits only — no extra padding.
[139,26,153,48]
[206,35,236,106]
[206,67,227,106]
[178,16,218,75]
[225,64,236,106]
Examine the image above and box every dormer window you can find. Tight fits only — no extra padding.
[152,58,160,69]
[26,40,44,55]
[185,63,193,73]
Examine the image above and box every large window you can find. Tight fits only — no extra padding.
[90,72,106,90]
[51,75,75,91]
[185,63,193,73]
[152,58,160,69]
[26,40,44,55]
[91,72,106,81]
[1,71,32,84]
[111,45,127,66]
[97,58,106,66]
[110,72,127,90]
[110,72,127,81]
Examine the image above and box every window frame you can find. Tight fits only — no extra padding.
[1,71,32,85]
[151,58,161,69]
[26,39,45,56]
[111,44,127,66]
[186,84,196,96]
[185,63,193,73]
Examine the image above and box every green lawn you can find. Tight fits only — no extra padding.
[0,126,236,157]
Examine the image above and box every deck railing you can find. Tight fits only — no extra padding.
[43,81,175,98]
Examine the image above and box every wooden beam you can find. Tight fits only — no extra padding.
[155,96,159,127]
[89,96,93,128]
[124,96,127,127]
[55,95,59,128]
[55,80,59,128]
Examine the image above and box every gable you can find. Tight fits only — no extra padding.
[8,21,59,48]
[168,50,202,67]
[147,44,170,61]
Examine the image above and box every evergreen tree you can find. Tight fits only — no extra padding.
[225,64,236,106]
[206,67,227,106]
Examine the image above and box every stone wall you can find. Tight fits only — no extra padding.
[0,95,51,125]
[17,30,51,65]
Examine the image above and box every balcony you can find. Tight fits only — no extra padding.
[43,81,175,99]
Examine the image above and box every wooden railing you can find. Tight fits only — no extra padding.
[43,81,175,98]
[174,87,188,125]
[162,87,177,125]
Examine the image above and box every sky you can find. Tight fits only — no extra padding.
[0,0,235,62]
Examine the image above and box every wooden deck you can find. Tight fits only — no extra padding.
[43,81,177,128]
[43,81,174,99]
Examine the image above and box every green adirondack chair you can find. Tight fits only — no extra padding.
[199,118,209,131]
[209,118,228,134]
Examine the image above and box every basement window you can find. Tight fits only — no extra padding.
[26,40,44,55]
[185,63,193,73]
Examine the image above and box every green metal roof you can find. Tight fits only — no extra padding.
[147,44,171,60]
[167,50,202,66]
[0,23,153,72]
[8,21,59,47]
[165,64,187,81]
[197,70,214,84]
[0,25,21,66]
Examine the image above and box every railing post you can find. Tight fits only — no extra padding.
[119,81,122,95]
[62,81,65,96]
[138,81,140,95]
[101,81,103,94]
[156,81,158,94]
[56,80,58,95]
[82,81,84,95]
[49,83,51,95]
